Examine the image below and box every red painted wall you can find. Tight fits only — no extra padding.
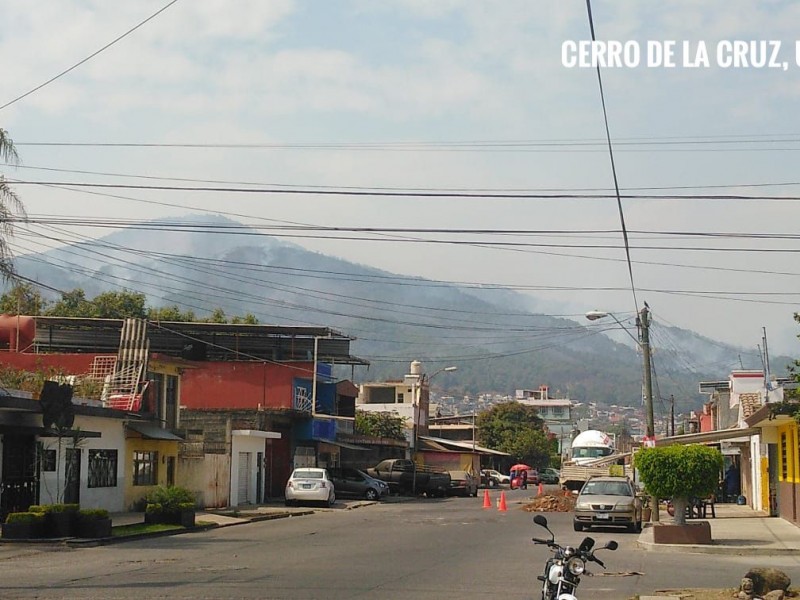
[179,361,314,410]
[0,351,97,375]
[0,350,313,411]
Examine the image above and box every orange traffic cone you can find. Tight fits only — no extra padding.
[538,482,544,497]
[482,488,492,509]
[498,491,508,512]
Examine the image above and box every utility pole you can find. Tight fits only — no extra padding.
[638,304,658,522]
[638,305,655,439]
[670,395,675,437]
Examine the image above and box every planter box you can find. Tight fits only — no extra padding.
[145,509,195,528]
[651,521,712,545]
[45,512,76,538]
[2,521,44,540]
[76,518,112,539]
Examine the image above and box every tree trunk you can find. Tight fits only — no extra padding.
[672,497,689,525]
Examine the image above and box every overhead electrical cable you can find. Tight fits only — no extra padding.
[0,0,180,112]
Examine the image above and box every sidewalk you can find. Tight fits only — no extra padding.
[637,502,800,555]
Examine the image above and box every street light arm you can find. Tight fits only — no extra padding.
[585,311,640,346]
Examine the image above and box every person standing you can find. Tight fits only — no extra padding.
[521,469,528,490]
[724,464,740,502]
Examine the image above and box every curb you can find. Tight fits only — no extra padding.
[635,538,800,555]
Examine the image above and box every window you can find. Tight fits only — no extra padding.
[133,451,158,486]
[397,393,404,403]
[41,449,57,472]
[88,450,118,488]
[781,432,788,480]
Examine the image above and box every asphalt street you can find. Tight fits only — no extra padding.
[0,489,798,599]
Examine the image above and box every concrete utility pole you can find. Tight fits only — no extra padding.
[638,304,655,439]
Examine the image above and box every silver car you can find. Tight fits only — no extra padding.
[573,476,642,533]
[285,468,336,507]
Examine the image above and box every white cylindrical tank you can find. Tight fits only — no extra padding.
[410,360,422,375]
[570,430,615,464]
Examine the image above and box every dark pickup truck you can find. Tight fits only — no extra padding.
[366,459,450,497]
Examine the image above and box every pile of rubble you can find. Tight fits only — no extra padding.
[521,493,576,513]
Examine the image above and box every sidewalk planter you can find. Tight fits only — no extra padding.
[143,485,197,528]
[76,509,112,538]
[29,504,79,538]
[651,521,712,545]
[145,506,196,527]
[2,511,45,540]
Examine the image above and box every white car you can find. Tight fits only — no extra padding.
[285,468,336,507]
[484,469,510,485]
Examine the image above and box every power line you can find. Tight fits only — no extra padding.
[0,0,181,112]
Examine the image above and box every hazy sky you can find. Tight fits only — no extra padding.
[1,0,799,356]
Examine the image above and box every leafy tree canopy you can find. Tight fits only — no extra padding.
[355,410,406,440]
[0,285,258,324]
[476,401,552,468]
[634,444,723,524]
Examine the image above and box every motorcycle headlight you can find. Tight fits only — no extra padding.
[566,557,585,576]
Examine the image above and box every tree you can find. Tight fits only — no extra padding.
[0,283,47,315]
[476,401,552,467]
[46,289,90,317]
[634,444,723,525]
[147,305,197,322]
[355,410,406,440]
[0,129,25,279]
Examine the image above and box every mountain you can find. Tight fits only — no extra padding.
[12,214,794,410]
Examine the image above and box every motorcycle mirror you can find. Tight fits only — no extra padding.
[579,537,595,552]
[533,515,548,528]
[605,541,619,551]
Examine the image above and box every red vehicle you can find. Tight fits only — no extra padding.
[510,464,539,489]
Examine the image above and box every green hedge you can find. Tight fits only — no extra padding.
[5,511,46,524]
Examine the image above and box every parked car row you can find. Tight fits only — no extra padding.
[285,464,562,507]
[285,467,390,507]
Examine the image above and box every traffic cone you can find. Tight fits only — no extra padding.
[538,482,544,497]
[498,491,507,512]
[482,488,491,509]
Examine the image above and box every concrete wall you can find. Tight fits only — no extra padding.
[39,414,127,512]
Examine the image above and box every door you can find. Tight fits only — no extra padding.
[768,443,779,517]
[64,448,81,505]
[0,436,38,520]
[238,452,252,505]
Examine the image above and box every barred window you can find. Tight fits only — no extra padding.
[88,449,118,488]
[133,451,158,486]
[781,432,788,480]
[41,449,57,472]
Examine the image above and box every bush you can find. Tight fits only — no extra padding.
[5,511,45,524]
[77,508,109,521]
[143,485,196,512]
[28,503,79,514]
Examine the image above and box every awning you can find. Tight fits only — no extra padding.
[314,439,370,451]
[126,421,183,441]
[0,424,101,438]
[232,429,281,439]
[655,427,760,447]
[418,435,511,456]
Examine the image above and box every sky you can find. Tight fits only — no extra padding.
[1,0,799,357]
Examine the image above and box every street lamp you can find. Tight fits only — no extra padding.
[585,308,654,439]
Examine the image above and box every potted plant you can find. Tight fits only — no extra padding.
[29,503,79,538]
[143,485,197,527]
[75,508,112,538]
[2,511,46,539]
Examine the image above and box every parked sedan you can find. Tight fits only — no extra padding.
[330,468,389,501]
[448,470,479,497]
[285,468,336,507]
[540,468,560,484]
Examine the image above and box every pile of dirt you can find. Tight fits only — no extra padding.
[521,493,576,512]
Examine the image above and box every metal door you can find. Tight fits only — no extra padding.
[64,448,81,505]
[238,452,252,505]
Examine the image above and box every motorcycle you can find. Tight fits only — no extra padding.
[531,514,618,600]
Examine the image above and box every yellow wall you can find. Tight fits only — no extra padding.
[777,422,799,483]
[124,437,179,510]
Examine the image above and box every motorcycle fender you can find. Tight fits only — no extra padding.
[557,595,578,600]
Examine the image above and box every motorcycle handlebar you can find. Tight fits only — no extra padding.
[531,537,552,545]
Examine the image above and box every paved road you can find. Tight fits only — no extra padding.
[1,492,798,599]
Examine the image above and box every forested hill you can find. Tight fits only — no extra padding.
[11,214,793,408]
